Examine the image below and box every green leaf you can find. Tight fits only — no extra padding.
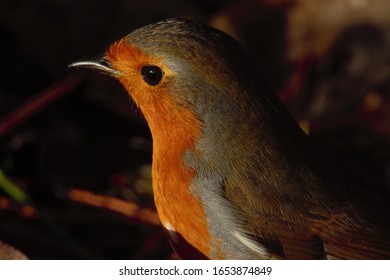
[0,169,28,203]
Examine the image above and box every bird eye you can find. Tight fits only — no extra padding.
[141,65,163,86]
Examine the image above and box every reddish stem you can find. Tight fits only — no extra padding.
[0,74,83,138]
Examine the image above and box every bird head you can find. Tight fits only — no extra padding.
[70,19,267,136]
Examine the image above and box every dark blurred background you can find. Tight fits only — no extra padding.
[0,0,389,259]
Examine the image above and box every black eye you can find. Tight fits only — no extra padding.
[141,65,163,86]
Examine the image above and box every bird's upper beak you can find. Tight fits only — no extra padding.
[69,57,121,76]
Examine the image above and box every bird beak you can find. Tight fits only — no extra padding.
[69,57,121,77]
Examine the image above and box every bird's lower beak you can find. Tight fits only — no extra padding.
[69,58,121,76]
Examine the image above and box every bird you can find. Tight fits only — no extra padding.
[70,18,390,259]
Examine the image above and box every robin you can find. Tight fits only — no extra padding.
[70,18,390,259]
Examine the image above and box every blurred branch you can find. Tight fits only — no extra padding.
[0,74,83,138]
[68,188,160,226]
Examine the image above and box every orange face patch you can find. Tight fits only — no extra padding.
[105,40,211,258]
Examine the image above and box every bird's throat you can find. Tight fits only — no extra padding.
[146,97,213,259]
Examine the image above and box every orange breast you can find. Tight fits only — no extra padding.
[151,105,211,259]
[106,40,211,258]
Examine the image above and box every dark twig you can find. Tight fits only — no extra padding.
[0,74,83,138]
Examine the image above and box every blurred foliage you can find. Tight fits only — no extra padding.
[0,169,28,203]
[0,0,389,259]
